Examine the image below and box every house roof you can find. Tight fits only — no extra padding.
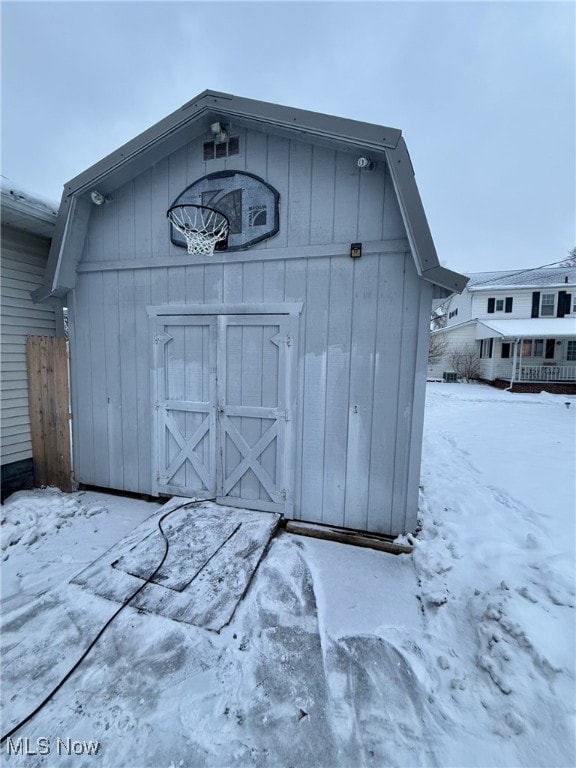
[466,266,576,291]
[476,318,576,340]
[33,89,467,301]
[1,177,58,239]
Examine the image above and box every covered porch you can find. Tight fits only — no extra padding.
[476,318,576,391]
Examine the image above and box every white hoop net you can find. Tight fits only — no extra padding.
[168,205,229,255]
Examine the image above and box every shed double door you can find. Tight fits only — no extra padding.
[153,314,292,514]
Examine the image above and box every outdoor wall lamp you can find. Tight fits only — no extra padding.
[90,190,112,206]
[357,156,375,171]
[210,121,228,143]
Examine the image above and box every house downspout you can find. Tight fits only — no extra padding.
[506,339,520,391]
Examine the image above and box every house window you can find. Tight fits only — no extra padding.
[540,293,555,317]
[480,338,493,358]
[533,339,544,357]
[487,297,513,313]
[521,340,532,357]
[567,341,576,361]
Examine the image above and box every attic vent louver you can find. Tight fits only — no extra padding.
[203,137,240,161]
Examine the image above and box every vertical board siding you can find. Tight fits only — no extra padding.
[117,271,139,491]
[299,257,330,521]
[367,254,406,532]
[134,269,152,492]
[71,249,422,534]
[134,170,153,259]
[151,158,170,255]
[333,151,360,244]
[287,141,313,247]
[79,130,399,269]
[69,124,428,535]
[266,135,290,249]
[359,161,386,242]
[310,146,336,245]
[383,171,406,240]
[70,275,94,484]
[118,181,136,260]
[343,255,380,531]
[322,256,354,527]
[390,254,421,533]
[88,272,110,486]
[102,270,124,489]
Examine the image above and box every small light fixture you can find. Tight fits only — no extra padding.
[357,157,375,171]
[90,190,105,206]
[350,243,362,259]
[210,121,228,143]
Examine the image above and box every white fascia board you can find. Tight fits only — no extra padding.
[469,283,575,292]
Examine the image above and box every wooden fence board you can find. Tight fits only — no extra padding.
[26,336,72,492]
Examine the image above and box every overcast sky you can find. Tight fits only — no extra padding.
[1,1,574,274]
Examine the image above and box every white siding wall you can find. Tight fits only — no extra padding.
[471,289,535,319]
[428,323,477,378]
[0,227,59,466]
[442,290,474,326]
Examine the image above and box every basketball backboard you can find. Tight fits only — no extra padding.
[170,171,279,251]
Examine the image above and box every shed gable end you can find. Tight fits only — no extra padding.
[80,128,408,267]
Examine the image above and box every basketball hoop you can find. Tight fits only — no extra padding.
[167,204,229,255]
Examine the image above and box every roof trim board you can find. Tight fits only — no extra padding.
[33,89,467,300]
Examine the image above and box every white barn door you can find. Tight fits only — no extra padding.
[153,313,292,515]
[154,316,218,499]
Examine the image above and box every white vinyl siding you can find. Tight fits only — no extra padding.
[427,323,477,378]
[0,227,58,465]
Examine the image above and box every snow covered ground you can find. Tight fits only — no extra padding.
[1,382,575,767]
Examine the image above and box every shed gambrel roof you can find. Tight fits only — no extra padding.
[33,89,467,301]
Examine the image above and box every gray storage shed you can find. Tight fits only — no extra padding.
[34,90,466,535]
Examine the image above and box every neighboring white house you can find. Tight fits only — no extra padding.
[429,266,576,392]
[0,180,62,498]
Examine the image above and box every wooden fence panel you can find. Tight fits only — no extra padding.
[26,336,72,492]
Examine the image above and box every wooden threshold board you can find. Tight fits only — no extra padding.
[284,520,413,555]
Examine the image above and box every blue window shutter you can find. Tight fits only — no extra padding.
[505,297,513,313]
[531,292,540,318]
[487,298,495,313]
